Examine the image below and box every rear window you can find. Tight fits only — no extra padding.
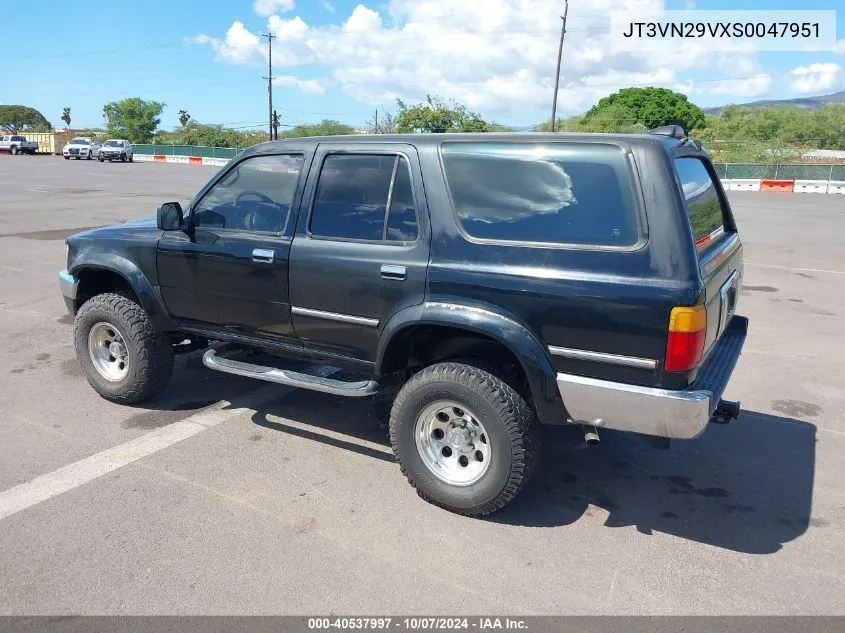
[673,157,729,251]
[441,143,639,247]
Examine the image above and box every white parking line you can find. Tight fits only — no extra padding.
[0,384,283,522]
[745,262,845,275]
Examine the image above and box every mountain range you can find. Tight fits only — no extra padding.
[702,90,845,114]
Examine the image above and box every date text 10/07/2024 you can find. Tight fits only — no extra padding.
[307,618,529,630]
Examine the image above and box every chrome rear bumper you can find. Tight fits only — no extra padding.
[556,316,748,439]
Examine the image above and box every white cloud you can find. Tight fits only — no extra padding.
[190,0,775,118]
[790,63,841,94]
[273,75,329,94]
[253,0,294,17]
[834,40,845,55]
[322,1,336,13]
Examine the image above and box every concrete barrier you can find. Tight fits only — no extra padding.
[728,179,761,191]
[794,180,829,194]
[827,181,845,195]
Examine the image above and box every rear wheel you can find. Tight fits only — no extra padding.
[74,293,174,404]
[389,362,539,516]
[120,153,126,162]
[129,154,134,163]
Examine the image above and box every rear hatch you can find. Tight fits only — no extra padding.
[673,154,743,373]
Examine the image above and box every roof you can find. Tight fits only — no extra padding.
[242,132,678,156]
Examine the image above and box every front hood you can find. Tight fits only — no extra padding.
[70,216,157,240]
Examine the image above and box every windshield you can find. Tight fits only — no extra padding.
[104,141,121,147]
[70,138,90,145]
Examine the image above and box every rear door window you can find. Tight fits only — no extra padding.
[310,154,419,242]
[441,143,639,247]
[673,157,729,252]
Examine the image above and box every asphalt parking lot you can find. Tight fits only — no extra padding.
[0,155,843,615]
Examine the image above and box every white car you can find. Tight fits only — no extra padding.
[98,139,134,163]
[63,137,101,160]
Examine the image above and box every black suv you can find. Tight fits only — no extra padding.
[58,130,747,515]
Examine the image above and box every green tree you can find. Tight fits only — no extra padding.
[0,105,52,133]
[395,95,489,133]
[278,119,356,138]
[61,107,71,129]
[178,110,190,127]
[584,87,705,133]
[102,98,165,143]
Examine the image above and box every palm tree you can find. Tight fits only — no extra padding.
[178,110,190,127]
[61,107,71,129]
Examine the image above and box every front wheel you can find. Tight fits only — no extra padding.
[389,362,539,516]
[64,156,70,160]
[86,152,92,160]
[74,293,174,404]
[128,154,134,163]
[10,146,18,155]
[98,155,104,162]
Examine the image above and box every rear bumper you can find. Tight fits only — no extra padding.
[58,270,79,314]
[556,315,748,439]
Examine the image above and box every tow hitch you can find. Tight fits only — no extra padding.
[711,399,741,424]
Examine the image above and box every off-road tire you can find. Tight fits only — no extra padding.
[389,362,539,516]
[74,292,174,404]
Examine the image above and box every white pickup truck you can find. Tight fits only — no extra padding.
[0,135,39,155]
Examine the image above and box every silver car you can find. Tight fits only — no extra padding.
[98,139,134,163]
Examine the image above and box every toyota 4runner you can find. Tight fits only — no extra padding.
[58,128,747,515]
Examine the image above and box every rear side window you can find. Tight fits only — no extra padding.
[441,143,639,247]
[673,157,728,251]
[310,154,419,242]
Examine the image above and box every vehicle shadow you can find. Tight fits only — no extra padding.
[244,387,815,555]
[491,410,816,554]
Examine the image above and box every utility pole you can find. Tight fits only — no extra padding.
[262,32,276,141]
[550,0,568,132]
[272,110,280,140]
[374,109,379,134]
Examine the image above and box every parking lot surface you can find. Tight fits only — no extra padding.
[0,156,843,614]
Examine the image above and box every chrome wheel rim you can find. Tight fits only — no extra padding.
[415,401,491,486]
[88,322,129,381]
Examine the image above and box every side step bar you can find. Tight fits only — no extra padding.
[202,345,380,398]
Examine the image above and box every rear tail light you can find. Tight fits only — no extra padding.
[665,305,706,372]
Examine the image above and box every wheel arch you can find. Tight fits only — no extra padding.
[377,300,565,425]
[71,258,175,331]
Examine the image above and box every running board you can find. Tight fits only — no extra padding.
[202,346,380,398]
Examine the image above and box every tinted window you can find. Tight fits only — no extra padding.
[441,143,638,246]
[12,136,25,142]
[311,154,417,242]
[386,157,418,241]
[192,154,303,233]
[673,157,727,250]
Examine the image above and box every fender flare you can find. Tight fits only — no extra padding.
[377,299,565,425]
[70,254,176,332]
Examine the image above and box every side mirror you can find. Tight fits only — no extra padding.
[157,202,184,231]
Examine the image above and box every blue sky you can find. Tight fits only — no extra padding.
[2,0,843,131]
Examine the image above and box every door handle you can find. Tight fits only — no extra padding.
[380,264,406,280]
[252,248,275,264]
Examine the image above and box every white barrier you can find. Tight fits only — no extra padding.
[793,180,829,194]
[201,157,229,167]
[728,179,761,191]
[165,155,189,164]
[133,154,155,162]
[827,181,845,195]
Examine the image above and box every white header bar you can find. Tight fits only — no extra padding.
[610,10,836,52]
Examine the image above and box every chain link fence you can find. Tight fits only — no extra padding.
[133,144,240,159]
[713,164,845,181]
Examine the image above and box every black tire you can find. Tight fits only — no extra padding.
[74,292,174,404]
[98,155,104,162]
[64,156,70,160]
[86,152,92,160]
[10,146,18,155]
[120,153,126,162]
[129,154,134,163]
[389,362,539,516]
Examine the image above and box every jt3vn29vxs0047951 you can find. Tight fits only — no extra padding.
[58,127,746,515]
